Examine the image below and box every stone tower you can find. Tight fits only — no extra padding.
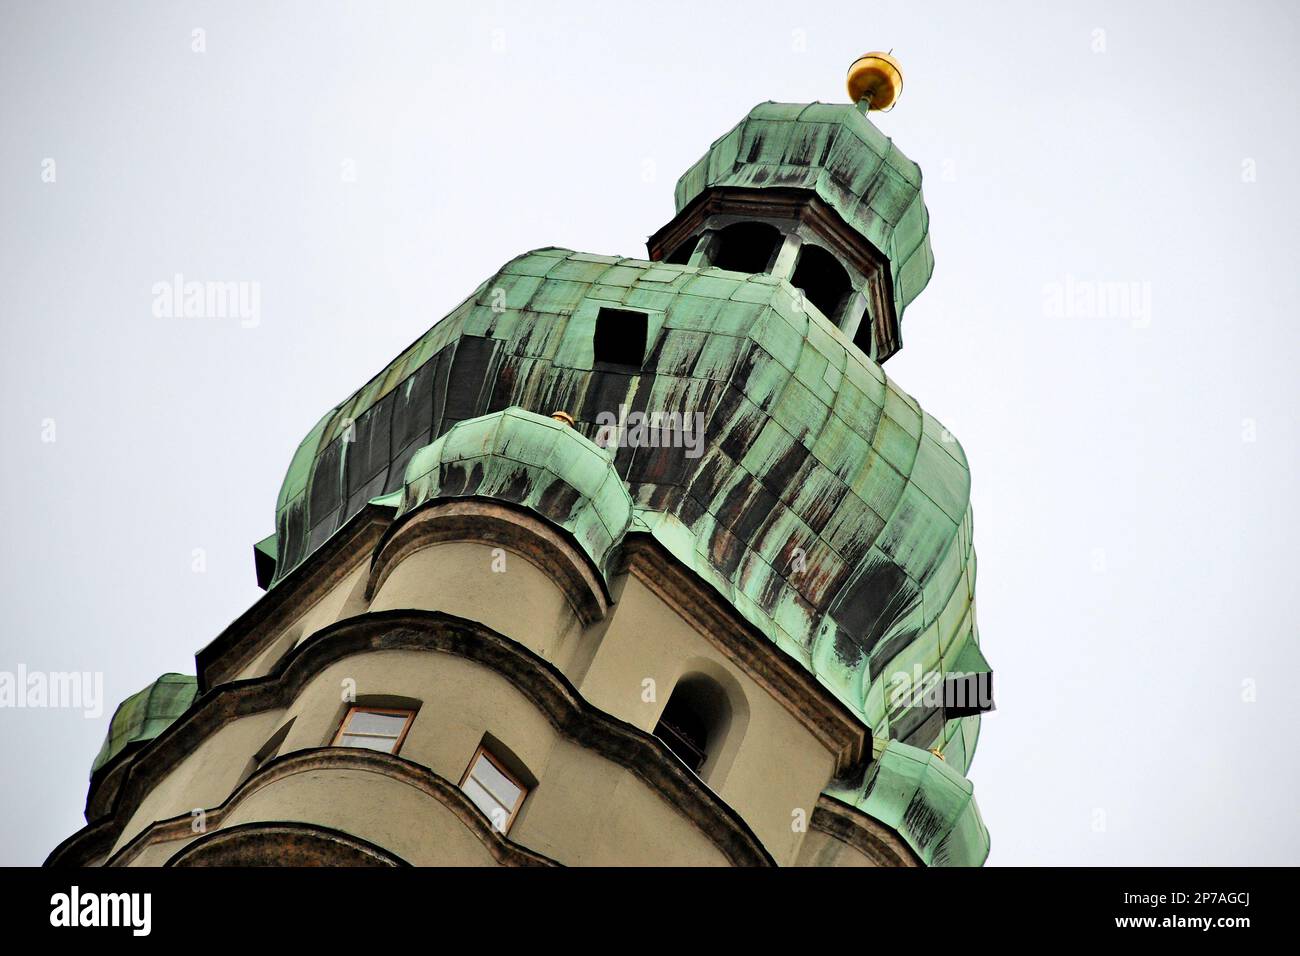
[50,56,993,868]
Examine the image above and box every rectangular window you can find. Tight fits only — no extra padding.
[459,746,528,833]
[593,307,648,370]
[331,706,415,754]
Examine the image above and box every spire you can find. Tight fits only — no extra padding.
[648,54,932,362]
[846,51,904,113]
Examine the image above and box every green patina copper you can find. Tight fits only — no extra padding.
[825,739,990,866]
[400,407,633,578]
[90,673,198,776]
[269,248,987,782]
[674,101,935,320]
[253,533,277,563]
[96,100,989,863]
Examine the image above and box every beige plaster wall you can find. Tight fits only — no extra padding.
[794,828,878,867]
[116,649,728,866]
[369,541,583,663]
[234,560,370,681]
[115,529,883,867]
[577,573,837,864]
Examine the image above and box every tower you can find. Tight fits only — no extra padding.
[49,56,993,868]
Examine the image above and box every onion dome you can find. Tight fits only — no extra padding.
[91,673,197,776]
[398,407,633,579]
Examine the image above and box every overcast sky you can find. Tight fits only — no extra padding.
[2,0,1297,867]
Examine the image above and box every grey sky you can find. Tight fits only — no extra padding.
[2,0,1297,866]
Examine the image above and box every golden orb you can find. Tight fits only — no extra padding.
[846,52,904,111]
[550,410,575,427]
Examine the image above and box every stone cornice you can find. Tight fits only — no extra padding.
[367,498,610,624]
[113,749,557,867]
[170,821,409,867]
[646,186,900,360]
[810,794,923,867]
[51,610,775,868]
[196,504,395,693]
[618,535,869,777]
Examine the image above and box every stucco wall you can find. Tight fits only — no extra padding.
[369,541,583,663]
[579,574,836,864]
[97,525,893,867]
[235,560,370,681]
[112,649,731,866]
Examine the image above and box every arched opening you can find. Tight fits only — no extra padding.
[711,221,782,274]
[653,667,748,784]
[790,244,852,321]
[654,689,712,773]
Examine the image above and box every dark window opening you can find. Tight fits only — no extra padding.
[653,675,732,776]
[711,221,782,274]
[654,697,708,773]
[593,307,648,371]
[664,238,696,265]
[791,244,852,321]
[852,317,874,358]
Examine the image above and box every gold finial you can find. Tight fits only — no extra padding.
[928,747,946,762]
[550,410,575,427]
[847,52,904,112]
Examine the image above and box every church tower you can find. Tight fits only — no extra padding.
[50,55,993,868]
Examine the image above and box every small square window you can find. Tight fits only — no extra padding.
[331,706,415,755]
[459,746,529,834]
[593,307,648,370]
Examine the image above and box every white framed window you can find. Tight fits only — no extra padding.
[459,745,528,834]
[331,706,415,755]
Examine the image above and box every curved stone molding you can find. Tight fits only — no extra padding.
[91,673,197,775]
[263,247,989,773]
[114,749,555,867]
[809,795,922,867]
[619,536,867,776]
[398,408,633,580]
[46,817,118,870]
[824,739,990,866]
[197,505,394,692]
[368,498,609,625]
[49,610,774,868]
[167,820,411,867]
